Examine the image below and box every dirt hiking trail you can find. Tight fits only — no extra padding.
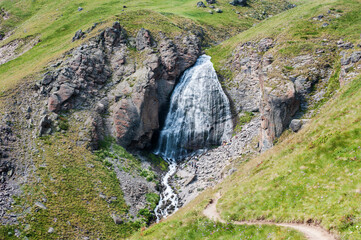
[203,192,337,240]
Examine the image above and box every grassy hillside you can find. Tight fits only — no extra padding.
[130,76,361,238]
[0,0,292,95]
[1,0,361,239]
[207,0,361,71]
[217,75,361,240]
[129,0,361,239]
[0,120,143,239]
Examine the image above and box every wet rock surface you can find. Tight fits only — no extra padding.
[172,116,261,206]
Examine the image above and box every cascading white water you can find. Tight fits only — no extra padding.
[154,55,233,221]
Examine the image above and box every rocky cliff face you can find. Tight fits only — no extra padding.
[222,37,345,151]
[38,22,202,150]
[0,21,203,225]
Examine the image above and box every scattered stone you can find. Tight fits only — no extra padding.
[48,227,54,233]
[206,0,216,3]
[322,23,329,28]
[341,56,351,66]
[337,40,354,49]
[78,7,83,11]
[72,30,85,42]
[209,10,213,14]
[229,0,247,6]
[215,8,222,13]
[38,115,52,137]
[111,214,124,224]
[289,119,310,132]
[197,1,206,8]
[350,51,361,63]
[34,202,47,210]
[136,28,156,51]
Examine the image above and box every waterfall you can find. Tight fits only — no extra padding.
[154,54,233,221]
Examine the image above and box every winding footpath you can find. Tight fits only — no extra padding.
[203,192,337,240]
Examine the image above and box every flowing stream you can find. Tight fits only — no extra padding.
[154,55,233,222]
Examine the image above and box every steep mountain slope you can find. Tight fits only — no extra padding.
[0,0,300,239]
[1,0,361,239]
[128,0,361,239]
[0,0,294,93]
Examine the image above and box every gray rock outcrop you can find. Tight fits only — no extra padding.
[229,0,247,6]
[224,37,335,151]
[39,22,202,149]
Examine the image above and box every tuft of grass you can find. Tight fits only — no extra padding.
[234,111,254,133]
[58,115,69,131]
[146,193,160,211]
[148,153,168,171]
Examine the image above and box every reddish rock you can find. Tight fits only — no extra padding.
[58,84,74,103]
[48,94,60,112]
[47,84,74,112]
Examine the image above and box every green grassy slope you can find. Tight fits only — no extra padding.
[217,75,361,240]
[129,0,361,239]
[130,77,361,239]
[0,0,285,94]
[129,63,361,240]
[0,122,143,239]
[207,0,361,72]
[130,189,305,240]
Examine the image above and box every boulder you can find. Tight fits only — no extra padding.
[41,72,54,85]
[206,0,216,3]
[48,94,61,112]
[57,84,75,103]
[136,28,156,51]
[341,56,351,66]
[48,84,75,112]
[72,30,84,42]
[351,51,361,63]
[215,8,223,13]
[289,119,302,132]
[197,1,206,7]
[229,0,247,6]
[111,214,124,224]
[38,115,52,136]
[290,119,310,132]
[102,21,127,50]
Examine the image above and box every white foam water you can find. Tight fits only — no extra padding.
[154,55,233,221]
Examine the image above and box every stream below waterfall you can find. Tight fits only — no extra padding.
[153,55,233,222]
